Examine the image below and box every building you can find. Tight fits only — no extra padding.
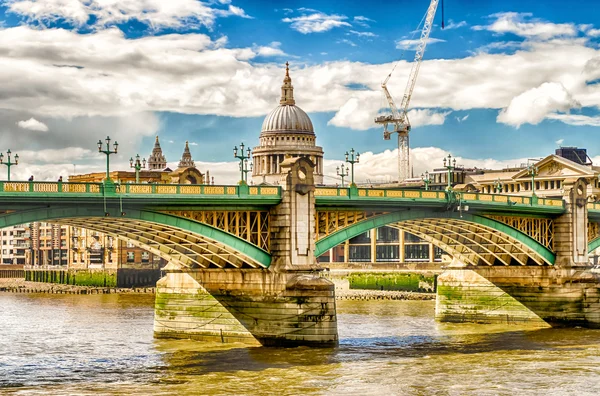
[461,148,600,199]
[252,63,324,185]
[0,225,29,265]
[29,222,68,266]
[69,138,209,185]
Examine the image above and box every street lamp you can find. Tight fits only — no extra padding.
[527,163,539,197]
[0,149,18,181]
[336,164,349,187]
[421,170,432,191]
[129,154,146,183]
[345,148,360,187]
[233,142,251,184]
[97,136,118,182]
[442,154,456,191]
[494,178,504,194]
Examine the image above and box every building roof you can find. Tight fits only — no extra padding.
[512,154,596,179]
[260,62,314,136]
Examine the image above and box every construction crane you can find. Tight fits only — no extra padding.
[374,0,441,183]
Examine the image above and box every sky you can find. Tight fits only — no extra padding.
[0,0,599,184]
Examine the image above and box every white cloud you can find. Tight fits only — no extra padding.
[473,12,577,40]
[253,41,287,57]
[406,109,450,127]
[324,146,532,185]
[4,0,251,30]
[0,22,599,132]
[471,40,523,54]
[328,96,450,130]
[17,117,48,132]
[337,39,356,47]
[282,12,351,34]
[396,37,445,50]
[456,114,469,123]
[444,20,467,30]
[555,138,564,145]
[497,82,581,127]
[189,142,198,146]
[546,113,600,127]
[588,29,600,38]
[353,16,374,28]
[349,30,378,38]
[17,147,91,164]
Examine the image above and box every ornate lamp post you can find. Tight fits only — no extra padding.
[345,148,360,187]
[421,170,432,191]
[0,149,18,181]
[97,136,118,182]
[527,163,539,197]
[443,154,456,191]
[336,164,349,187]
[129,154,146,183]
[234,142,251,184]
[494,178,504,193]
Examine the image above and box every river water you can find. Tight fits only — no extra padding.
[2,293,600,395]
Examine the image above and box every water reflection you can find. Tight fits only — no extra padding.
[2,294,600,395]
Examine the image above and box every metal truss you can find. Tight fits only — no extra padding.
[162,210,270,251]
[589,222,600,244]
[485,215,554,250]
[389,218,548,266]
[56,217,266,269]
[316,210,387,240]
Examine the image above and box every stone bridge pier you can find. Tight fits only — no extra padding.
[153,157,338,346]
[437,178,600,327]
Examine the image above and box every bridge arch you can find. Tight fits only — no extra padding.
[588,237,600,254]
[315,210,555,266]
[0,206,271,268]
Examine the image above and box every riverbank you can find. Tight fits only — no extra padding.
[336,288,435,300]
[0,278,154,294]
[0,278,434,300]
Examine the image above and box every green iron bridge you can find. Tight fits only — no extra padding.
[0,180,597,269]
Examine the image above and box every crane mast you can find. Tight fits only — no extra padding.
[374,0,439,183]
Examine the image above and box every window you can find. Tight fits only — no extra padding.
[376,245,399,262]
[127,252,135,262]
[127,241,135,248]
[141,252,149,263]
[349,245,370,262]
[376,227,398,242]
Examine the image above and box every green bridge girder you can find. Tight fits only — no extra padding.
[589,237,600,254]
[0,206,272,268]
[315,210,556,266]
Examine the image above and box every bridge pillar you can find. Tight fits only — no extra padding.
[554,177,589,267]
[154,157,338,346]
[436,266,600,328]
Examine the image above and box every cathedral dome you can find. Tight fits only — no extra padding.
[260,62,314,136]
[261,105,314,135]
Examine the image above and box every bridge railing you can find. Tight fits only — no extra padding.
[315,186,564,208]
[0,181,281,197]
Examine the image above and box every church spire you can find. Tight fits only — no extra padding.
[148,135,167,170]
[280,61,295,105]
[178,140,195,168]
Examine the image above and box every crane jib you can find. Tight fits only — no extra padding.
[374,0,440,183]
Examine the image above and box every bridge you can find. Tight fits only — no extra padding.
[2,157,600,345]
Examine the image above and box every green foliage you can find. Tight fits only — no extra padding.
[348,273,435,292]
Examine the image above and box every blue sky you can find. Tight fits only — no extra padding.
[0,0,599,183]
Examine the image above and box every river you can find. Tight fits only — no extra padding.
[2,293,600,395]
